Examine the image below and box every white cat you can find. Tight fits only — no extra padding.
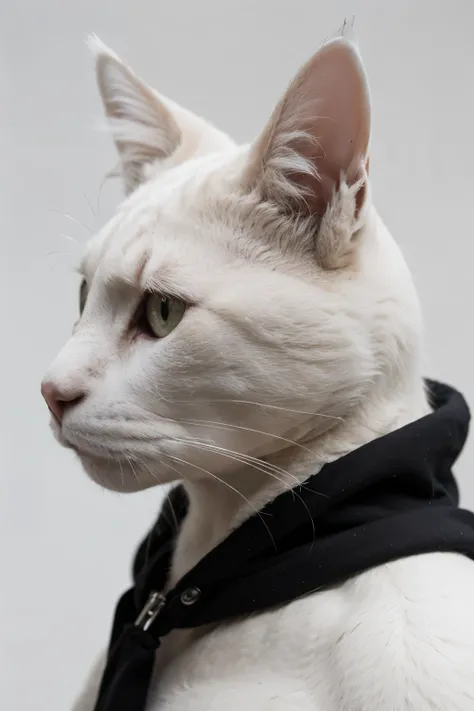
[41,33,474,711]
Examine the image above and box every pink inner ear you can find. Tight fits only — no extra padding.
[248,39,371,217]
[289,40,371,214]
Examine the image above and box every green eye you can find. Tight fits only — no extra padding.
[145,294,186,338]
[79,279,88,314]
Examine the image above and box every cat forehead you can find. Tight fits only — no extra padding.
[81,146,247,288]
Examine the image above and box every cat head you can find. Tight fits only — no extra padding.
[41,35,422,492]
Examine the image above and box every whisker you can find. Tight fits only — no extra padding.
[165,452,277,551]
[125,455,140,488]
[175,417,318,458]
[118,457,124,489]
[135,409,328,500]
[160,459,185,480]
[174,437,327,498]
[43,249,68,258]
[135,455,162,486]
[173,417,329,497]
[172,441,316,548]
[166,488,180,532]
[172,437,296,485]
[84,193,98,226]
[157,394,344,422]
[58,232,80,246]
[47,208,93,235]
[96,173,108,220]
[158,460,191,533]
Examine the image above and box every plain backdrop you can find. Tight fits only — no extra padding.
[1,1,473,709]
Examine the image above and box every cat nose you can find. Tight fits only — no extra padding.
[41,380,85,423]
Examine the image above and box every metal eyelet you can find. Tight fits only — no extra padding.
[180,587,201,606]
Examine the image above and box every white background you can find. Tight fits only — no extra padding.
[1,1,473,709]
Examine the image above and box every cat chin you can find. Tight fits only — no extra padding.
[74,449,174,493]
[77,452,148,492]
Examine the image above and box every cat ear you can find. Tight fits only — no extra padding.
[244,38,371,266]
[89,35,231,194]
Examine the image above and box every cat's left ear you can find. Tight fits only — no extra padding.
[89,35,232,195]
[244,38,371,268]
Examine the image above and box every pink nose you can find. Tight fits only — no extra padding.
[41,381,84,423]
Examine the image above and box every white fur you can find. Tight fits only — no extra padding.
[42,35,474,711]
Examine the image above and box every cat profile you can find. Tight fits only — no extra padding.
[42,32,474,711]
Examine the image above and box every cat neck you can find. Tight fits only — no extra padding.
[168,376,429,587]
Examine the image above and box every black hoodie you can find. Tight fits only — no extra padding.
[93,380,474,711]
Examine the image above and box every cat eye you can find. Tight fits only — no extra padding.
[79,279,88,314]
[145,294,186,338]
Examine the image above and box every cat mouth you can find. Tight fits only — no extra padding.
[50,417,120,462]
[63,433,123,463]
[50,418,75,450]
[55,424,168,492]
